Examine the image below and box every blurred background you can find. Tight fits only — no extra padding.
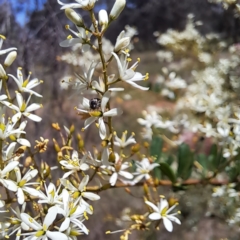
[1,0,240,239]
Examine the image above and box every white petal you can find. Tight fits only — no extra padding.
[84,117,96,129]
[98,117,106,139]
[12,112,22,123]
[60,38,82,47]
[59,218,70,232]
[145,201,159,212]
[80,163,89,171]
[2,161,19,174]
[112,52,124,76]
[20,213,42,230]
[119,171,133,179]
[82,192,100,201]
[101,91,111,111]
[163,217,173,232]
[23,113,42,122]
[16,92,23,108]
[104,108,122,117]
[43,208,57,228]
[46,231,68,240]
[17,188,25,204]
[23,187,40,197]
[78,175,89,191]
[125,79,149,90]
[71,219,89,235]
[168,215,181,225]
[0,200,5,207]
[25,103,42,112]
[149,212,161,220]
[17,138,31,147]
[132,174,144,184]
[110,172,118,186]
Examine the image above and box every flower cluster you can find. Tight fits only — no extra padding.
[0,1,181,239]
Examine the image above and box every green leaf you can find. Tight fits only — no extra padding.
[150,136,163,162]
[177,143,194,180]
[159,162,177,183]
[197,153,207,177]
[150,136,163,179]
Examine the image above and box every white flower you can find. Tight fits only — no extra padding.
[87,147,111,167]
[37,182,63,205]
[60,175,100,213]
[53,189,89,235]
[60,25,93,52]
[132,158,159,184]
[8,68,43,97]
[107,153,133,186]
[0,112,26,141]
[114,130,136,148]
[145,198,181,232]
[212,186,226,197]
[77,91,122,139]
[60,150,89,178]
[61,175,100,201]
[12,120,31,147]
[21,208,68,240]
[138,111,165,129]
[7,203,29,240]
[14,167,39,204]
[112,52,149,90]
[2,92,42,123]
[57,0,97,10]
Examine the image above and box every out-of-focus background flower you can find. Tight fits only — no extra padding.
[2,0,240,239]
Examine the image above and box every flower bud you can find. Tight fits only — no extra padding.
[81,0,97,10]
[110,0,126,21]
[4,51,17,67]
[114,30,130,52]
[98,9,108,31]
[65,8,84,27]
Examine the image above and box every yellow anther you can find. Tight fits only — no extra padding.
[84,211,89,220]
[0,34,6,40]
[65,25,70,29]
[67,35,73,39]
[127,58,132,62]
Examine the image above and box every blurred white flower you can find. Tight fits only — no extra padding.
[114,130,136,148]
[60,150,89,178]
[14,168,39,204]
[106,153,133,186]
[132,158,159,184]
[2,92,42,123]
[21,208,68,240]
[9,68,43,97]
[145,198,181,232]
